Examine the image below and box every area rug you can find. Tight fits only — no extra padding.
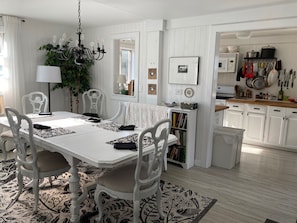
[0,159,217,223]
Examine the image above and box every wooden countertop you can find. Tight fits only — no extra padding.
[227,98,297,109]
[215,105,229,112]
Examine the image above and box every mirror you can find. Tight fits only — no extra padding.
[112,32,139,101]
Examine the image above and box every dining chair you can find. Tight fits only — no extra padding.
[108,102,170,171]
[94,118,172,222]
[5,107,70,212]
[0,91,48,161]
[21,91,48,114]
[82,88,105,117]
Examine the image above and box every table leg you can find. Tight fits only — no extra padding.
[65,156,81,223]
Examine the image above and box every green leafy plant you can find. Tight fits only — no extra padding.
[39,41,93,113]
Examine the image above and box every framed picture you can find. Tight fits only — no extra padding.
[168,56,199,85]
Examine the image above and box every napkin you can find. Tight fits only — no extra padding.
[114,142,137,150]
[118,125,135,131]
[88,117,101,123]
[83,113,99,118]
[33,124,51,130]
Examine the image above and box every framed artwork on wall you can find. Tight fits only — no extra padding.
[168,56,199,85]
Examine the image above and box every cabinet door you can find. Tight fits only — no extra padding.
[245,112,266,142]
[224,110,244,128]
[283,108,297,149]
[245,105,266,142]
[224,103,244,128]
[264,106,285,146]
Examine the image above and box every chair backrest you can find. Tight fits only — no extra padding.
[22,91,48,114]
[135,118,171,196]
[5,107,38,172]
[82,89,105,116]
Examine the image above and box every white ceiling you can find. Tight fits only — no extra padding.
[1,0,296,28]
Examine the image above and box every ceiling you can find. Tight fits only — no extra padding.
[1,0,296,28]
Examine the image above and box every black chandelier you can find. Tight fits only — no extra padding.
[52,0,106,65]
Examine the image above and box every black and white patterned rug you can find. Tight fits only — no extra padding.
[0,159,217,223]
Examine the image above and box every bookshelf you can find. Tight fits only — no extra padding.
[168,108,197,169]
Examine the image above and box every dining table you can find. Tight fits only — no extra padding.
[0,111,177,222]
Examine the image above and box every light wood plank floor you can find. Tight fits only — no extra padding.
[162,144,297,223]
[2,144,296,222]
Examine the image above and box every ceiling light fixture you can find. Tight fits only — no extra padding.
[52,0,106,65]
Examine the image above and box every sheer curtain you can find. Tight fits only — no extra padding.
[3,15,24,112]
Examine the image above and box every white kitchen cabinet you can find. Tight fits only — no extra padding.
[224,103,244,129]
[264,106,297,150]
[168,108,197,169]
[245,105,266,143]
[283,108,297,149]
[264,106,286,146]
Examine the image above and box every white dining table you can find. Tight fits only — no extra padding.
[0,111,177,222]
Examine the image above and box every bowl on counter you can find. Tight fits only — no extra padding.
[227,45,239,52]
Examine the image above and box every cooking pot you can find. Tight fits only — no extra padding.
[246,50,259,58]
[261,46,275,58]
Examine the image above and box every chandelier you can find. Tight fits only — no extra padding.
[52,0,106,65]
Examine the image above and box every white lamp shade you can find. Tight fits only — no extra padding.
[117,74,127,84]
[36,65,62,83]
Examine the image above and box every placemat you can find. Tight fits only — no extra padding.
[32,127,75,138]
[96,122,121,132]
[106,133,154,147]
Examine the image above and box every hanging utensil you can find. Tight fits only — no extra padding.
[267,61,278,86]
[291,70,296,88]
[279,69,285,87]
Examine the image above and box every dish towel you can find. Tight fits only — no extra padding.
[124,102,169,128]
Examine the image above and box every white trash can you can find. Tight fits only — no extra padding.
[212,126,245,169]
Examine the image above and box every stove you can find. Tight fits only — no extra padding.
[216,85,235,105]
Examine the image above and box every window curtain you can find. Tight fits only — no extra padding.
[3,15,24,112]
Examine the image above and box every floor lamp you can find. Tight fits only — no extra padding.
[36,65,62,114]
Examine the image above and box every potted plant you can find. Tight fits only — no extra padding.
[39,41,93,113]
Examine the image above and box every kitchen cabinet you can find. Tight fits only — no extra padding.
[264,106,285,146]
[264,106,297,150]
[244,104,266,143]
[283,108,297,149]
[168,108,197,169]
[224,102,244,129]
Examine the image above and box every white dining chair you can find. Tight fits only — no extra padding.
[94,118,171,222]
[5,107,70,212]
[21,91,48,114]
[0,91,49,160]
[82,88,105,117]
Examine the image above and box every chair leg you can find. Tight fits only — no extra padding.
[156,187,165,219]
[32,178,39,212]
[133,200,140,223]
[0,139,8,161]
[94,188,104,222]
[15,168,24,201]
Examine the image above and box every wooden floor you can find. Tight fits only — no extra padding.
[162,144,297,223]
[2,144,297,223]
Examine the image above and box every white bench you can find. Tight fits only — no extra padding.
[109,102,171,171]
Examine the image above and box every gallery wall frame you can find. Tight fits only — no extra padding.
[168,56,199,85]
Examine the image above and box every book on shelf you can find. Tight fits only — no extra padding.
[168,145,185,162]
